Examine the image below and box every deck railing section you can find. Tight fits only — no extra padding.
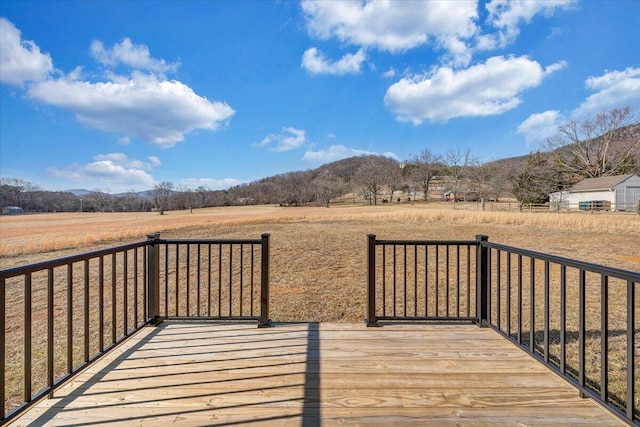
[483,241,639,425]
[366,233,639,426]
[0,232,271,423]
[365,234,479,326]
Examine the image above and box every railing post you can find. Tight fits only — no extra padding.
[476,234,489,327]
[146,233,161,325]
[258,233,272,328]
[366,234,380,327]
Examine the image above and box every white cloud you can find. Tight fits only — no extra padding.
[256,127,307,152]
[90,38,179,77]
[303,144,398,163]
[1,19,233,147]
[384,56,565,124]
[484,0,576,48]
[383,68,396,79]
[177,178,245,191]
[573,67,640,118]
[302,47,366,75]
[517,110,561,146]
[301,0,478,61]
[27,73,235,147]
[0,17,54,86]
[48,152,160,192]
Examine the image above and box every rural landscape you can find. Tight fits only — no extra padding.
[1,107,640,425]
[1,1,640,424]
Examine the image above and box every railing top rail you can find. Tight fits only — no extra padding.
[160,238,263,245]
[0,240,148,278]
[375,239,478,246]
[483,241,640,283]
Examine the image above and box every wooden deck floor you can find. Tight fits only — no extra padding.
[10,322,623,426]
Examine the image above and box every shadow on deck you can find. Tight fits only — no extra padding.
[9,322,623,426]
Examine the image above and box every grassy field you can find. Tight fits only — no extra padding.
[1,203,639,417]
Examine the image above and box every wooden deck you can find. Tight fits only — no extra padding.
[10,322,623,426]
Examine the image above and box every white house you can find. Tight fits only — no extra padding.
[549,174,640,211]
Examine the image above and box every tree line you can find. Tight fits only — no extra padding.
[2,107,638,214]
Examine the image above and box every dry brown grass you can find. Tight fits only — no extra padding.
[2,203,639,417]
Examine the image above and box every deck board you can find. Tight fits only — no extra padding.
[10,322,623,426]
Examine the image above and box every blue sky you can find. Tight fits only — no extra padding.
[1,0,639,193]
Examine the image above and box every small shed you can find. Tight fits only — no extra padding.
[549,174,640,211]
[2,206,24,215]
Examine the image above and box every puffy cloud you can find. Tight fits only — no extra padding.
[301,0,478,58]
[303,144,398,163]
[302,47,366,75]
[484,0,576,48]
[573,67,640,118]
[517,110,561,146]
[256,127,307,152]
[48,153,160,192]
[0,17,54,86]
[27,73,235,147]
[384,56,565,124]
[90,38,179,76]
[177,177,245,191]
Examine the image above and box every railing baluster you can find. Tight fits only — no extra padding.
[496,250,501,331]
[579,269,586,395]
[208,244,212,317]
[446,245,450,317]
[467,245,471,319]
[218,244,222,318]
[424,244,428,318]
[393,244,397,318]
[456,245,460,318]
[67,264,74,374]
[530,257,535,353]
[240,244,244,317]
[228,244,233,317]
[403,245,407,317]
[544,261,550,364]
[111,253,116,345]
[197,244,201,317]
[600,274,608,402]
[186,244,190,316]
[435,245,439,317]
[560,264,566,374]
[84,259,90,361]
[99,257,104,351]
[626,279,635,420]
[134,248,138,328]
[123,251,128,334]
[24,273,32,403]
[517,254,522,344]
[414,245,418,317]
[382,245,386,317]
[47,267,54,397]
[507,252,512,338]
[0,275,4,418]
[250,244,254,317]
[175,244,179,316]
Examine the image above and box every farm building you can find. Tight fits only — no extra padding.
[549,174,640,211]
[2,205,24,214]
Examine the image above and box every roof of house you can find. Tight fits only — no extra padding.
[569,174,636,192]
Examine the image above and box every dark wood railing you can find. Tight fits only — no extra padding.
[366,234,639,426]
[0,232,270,423]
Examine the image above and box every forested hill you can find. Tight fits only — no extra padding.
[2,110,639,213]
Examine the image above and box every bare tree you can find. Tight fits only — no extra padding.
[312,171,345,207]
[355,156,394,205]
[511,152,555,210]
[443,148,476,208]
[154,181,174,214]
[469,163,495,211]
[408,149,442,201]
[547,106,639,178]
